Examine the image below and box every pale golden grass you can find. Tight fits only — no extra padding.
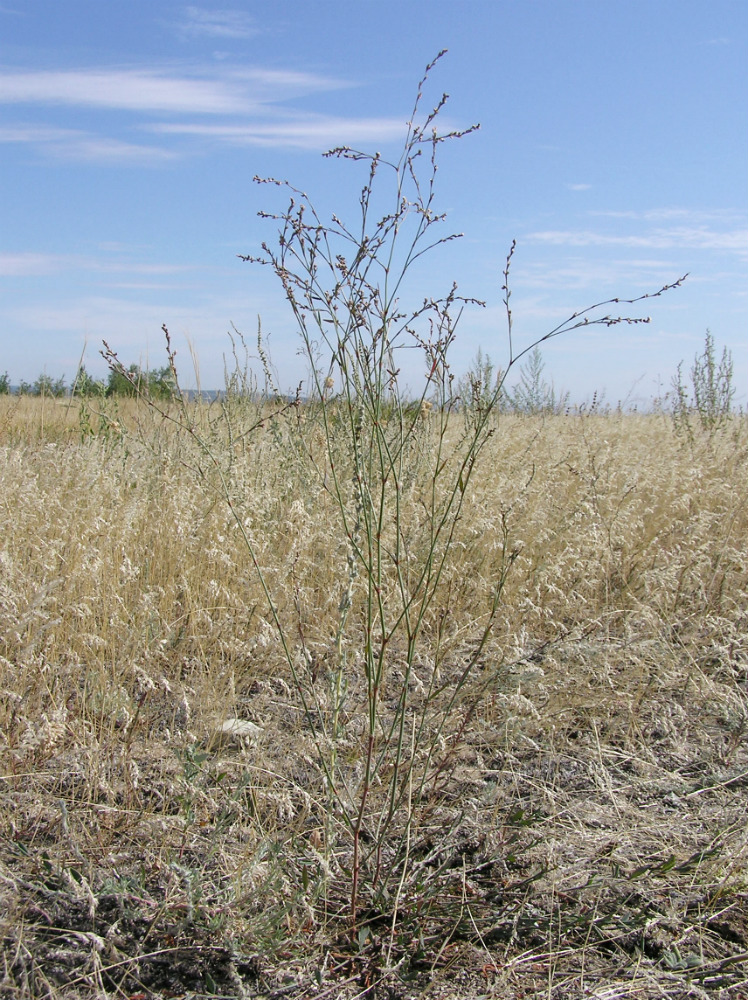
[1,397,747,998]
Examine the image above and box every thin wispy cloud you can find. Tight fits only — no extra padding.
[104,281,193,291]
[149,114,408,150]
[179,6,258,40]
[5,294,259,356]
[589,207,744,224]
[95,261,198,276]
[0,65,347,114]
[513,256,681,292]
[0,68,253,114]
[567,183,591,191]
[0,252,197,278]
[0,125,79,144]
[57,136,177,164]
[0,62,369,158]
[0,124,175,164]
[226,66,348,98]
[0,252,66,277]
[526,226,748,256]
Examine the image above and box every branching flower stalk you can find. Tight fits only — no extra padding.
[101,52,686,937]
[240,52,686,930]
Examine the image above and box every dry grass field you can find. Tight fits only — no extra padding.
[1,392,746,999]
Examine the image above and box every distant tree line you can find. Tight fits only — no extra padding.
[0,333,736,425]
[0,365,176,400]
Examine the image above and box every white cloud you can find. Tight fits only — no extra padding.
[0,110,407,159]
[8,295,194,335]
[95,261,197,276]
[526,226,748,255]
[567,183,591,191]
[0,62,371,159]
[513,256,681,292]
[0,252,65,276]
[589,207,744,224]
[179,6,258,40]
[149,114,407,150]
[4,293,276,381]
[0,68,253,114]
[227,66,346,95]
[56,136,177,164]
[0,65,347,115]
[0,123,176,164]
[0,252,198,278]
[0,124,77,143]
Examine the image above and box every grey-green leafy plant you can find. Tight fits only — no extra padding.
[0,372,10,395]
[671,330,735,440]
[458,347,507,429]
[459,345,569,421]
[506,345,569,415]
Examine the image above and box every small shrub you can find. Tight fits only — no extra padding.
[505,345,569,415]
[458,347,507,428]
[233,53,683,933]
[671,330,735,440]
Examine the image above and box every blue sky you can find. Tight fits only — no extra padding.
[1,0,746,404]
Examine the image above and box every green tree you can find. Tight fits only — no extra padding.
[106,363,175,399]
[73,365,106,397]
[147,365,177,401]
[20,373,67,397]
[107,364,143,397]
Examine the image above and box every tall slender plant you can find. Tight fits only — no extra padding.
[104,51,685,939]
[238,51,685,928]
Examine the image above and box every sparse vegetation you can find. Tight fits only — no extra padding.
[1,396,746,999]
[0,56,746,1000]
